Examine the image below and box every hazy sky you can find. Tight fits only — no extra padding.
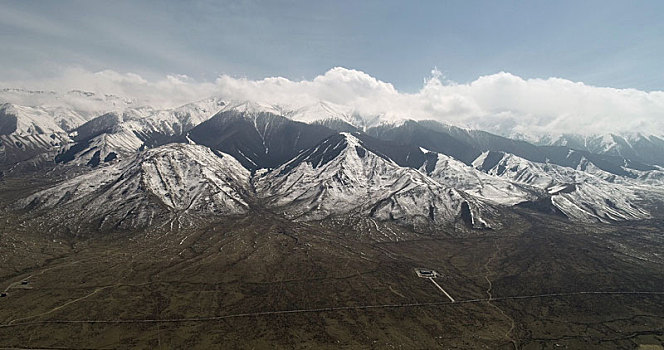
[1,0,663,92]
[2,1,663,137]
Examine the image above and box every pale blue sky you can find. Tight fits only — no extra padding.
[1,0,663,91]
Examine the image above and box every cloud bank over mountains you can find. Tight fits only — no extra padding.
[2,67,663,138]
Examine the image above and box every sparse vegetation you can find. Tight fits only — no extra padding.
[1,199,662,349]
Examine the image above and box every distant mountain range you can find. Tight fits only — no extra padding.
[1,89,663,233]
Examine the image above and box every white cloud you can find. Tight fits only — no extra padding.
[2,67,663,138]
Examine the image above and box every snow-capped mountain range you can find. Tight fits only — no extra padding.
[2,89,663,232]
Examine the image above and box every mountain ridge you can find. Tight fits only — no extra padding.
[1,96,663,233]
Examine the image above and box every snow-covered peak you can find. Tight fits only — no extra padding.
[119,98,225,138]
[174,97,226,120]
[0,91,226,142]
[425,151,538,206]
[18,144,252,230]
[288,101,354,123]
[339,131,360,144]
[0,103,70,136]
[220,100,284,116]
[472,151,652,222]
[533,132,664,167]
[0,88,136,124]
[257,132,495,229]
[138,144,251,210]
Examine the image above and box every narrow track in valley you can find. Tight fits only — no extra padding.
[1,290,661,328]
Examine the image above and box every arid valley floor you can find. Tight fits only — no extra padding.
[1,193,662,349]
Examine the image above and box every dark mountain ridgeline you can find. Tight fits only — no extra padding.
[189,110,336,171]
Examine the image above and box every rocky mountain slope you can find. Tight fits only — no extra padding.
[1,95,663,232]
[16,144,251,231]
[256,132,496,229]
[472,151,653,222]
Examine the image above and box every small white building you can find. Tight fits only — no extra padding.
[415,268,440,278]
